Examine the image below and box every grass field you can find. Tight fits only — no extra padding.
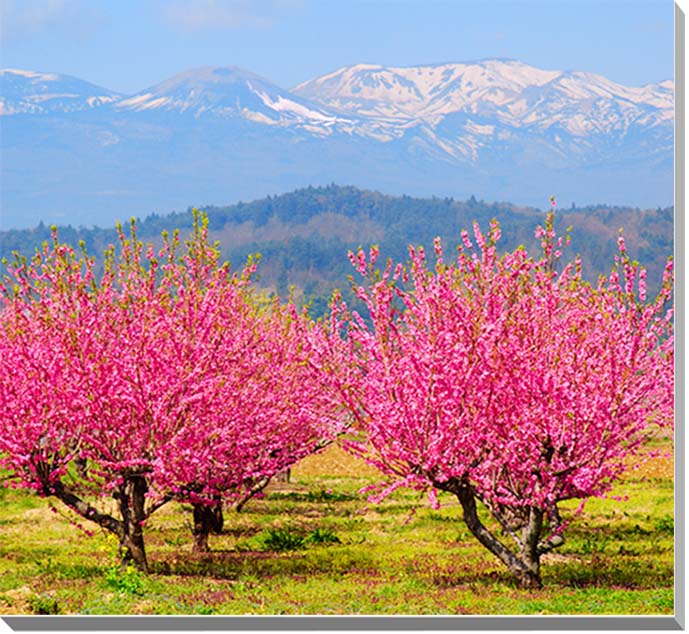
[0,444,674,616]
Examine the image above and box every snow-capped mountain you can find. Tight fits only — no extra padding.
[0,59,674,229]
[0,68,121,115]
[113,66,357,136]
[293,60,672,122]
[292,59,674,160]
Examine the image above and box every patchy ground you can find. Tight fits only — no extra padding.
[0,442,674,615]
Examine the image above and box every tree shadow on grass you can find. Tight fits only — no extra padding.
[150,547,377,581]
[543,554,673,589]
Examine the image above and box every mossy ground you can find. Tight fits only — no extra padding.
[0,445,674,615]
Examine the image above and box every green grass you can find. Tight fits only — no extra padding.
[0,470,674,615]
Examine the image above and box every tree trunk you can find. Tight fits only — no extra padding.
[116,475,149,572]
[450,482,543,589]
[36,461,158,574]
[191,502,218,553]
[211,496,224,534]
[120,529,148,572]
[274,468,291,483]
[519,506,544,587]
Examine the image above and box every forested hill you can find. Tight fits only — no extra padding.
[0,184,674,317]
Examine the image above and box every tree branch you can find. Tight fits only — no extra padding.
[146,494,172,518]
[477,494,522,549]
[47,479,124,538]
[235,476,271,512]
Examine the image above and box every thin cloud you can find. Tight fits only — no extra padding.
[2,0,68,33]
[1,0,106,42]
[159,0,304,33]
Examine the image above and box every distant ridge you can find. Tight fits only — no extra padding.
[0,184,673,318]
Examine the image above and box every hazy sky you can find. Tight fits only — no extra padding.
[0,0,676,94]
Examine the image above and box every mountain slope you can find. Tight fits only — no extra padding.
[113,66,357,135]
[293,60,672,122]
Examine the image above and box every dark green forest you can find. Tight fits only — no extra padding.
[0,184,674,318]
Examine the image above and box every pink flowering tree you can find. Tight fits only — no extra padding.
[0,229,166,570]
[150,290,349,553]
[138,217,350,552]
[0,213,346,569]
[333,212,674,588]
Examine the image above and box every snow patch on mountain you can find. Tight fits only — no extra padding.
[0,68,122,115]
[1,68,60,81]
[250,84,345,124]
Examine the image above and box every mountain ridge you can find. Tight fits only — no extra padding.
[0,59,674,229]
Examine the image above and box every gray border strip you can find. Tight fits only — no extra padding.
[673,1,685,632]
[1,3,684,633]
[1,615,684,631]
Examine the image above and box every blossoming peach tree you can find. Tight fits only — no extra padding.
[0,213,346,571]
[333,212,674,588]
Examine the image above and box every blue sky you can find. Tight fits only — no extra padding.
[0,0,676,94]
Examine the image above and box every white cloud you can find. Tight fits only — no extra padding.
[159,0,304,33]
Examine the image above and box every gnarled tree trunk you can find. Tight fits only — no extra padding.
[436,478,564,589]
[274,468,291,483]
[38,462,157,573]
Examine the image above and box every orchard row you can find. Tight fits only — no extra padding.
[0,210,673,589]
